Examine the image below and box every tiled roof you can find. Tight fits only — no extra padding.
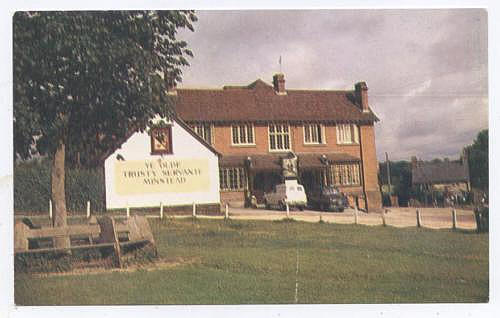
[219,155,248,167]
[220,154,283,170]
[219,152,360,170]
[173,79,378,123]
[297,153,359,168]
[412,161,470,185]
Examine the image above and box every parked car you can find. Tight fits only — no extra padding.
[264,180,308,211]
[307,185,347,212]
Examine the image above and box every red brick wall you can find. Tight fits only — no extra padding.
[213,123,362,157]
[210,122,382,212]
[291,124,361,157]
[338,186,365,209]
[213,124,268,154]
[359,125,382,212]
[220,190,246,207]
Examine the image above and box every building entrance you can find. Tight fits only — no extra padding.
[299,169,325,192]
[251,171,281,203]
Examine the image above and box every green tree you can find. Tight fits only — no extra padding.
[13,11,196,247]
[378,160,412,206]
[466,129,488,191]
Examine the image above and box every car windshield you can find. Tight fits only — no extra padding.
[288,187,295,191]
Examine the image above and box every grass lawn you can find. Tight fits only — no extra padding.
[14,218,489,305]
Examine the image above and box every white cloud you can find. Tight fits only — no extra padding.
[404,79,432,98]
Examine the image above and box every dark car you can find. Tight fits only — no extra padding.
[307,185,347,212]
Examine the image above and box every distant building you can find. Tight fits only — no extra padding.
[172,73,383,212]
[411,156,470,205]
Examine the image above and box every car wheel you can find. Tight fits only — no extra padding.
[339,207,344,212]
[298,206,304,211]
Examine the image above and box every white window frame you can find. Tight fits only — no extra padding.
[231,124,255,146]
[219,167,246,191]
[336,124,359,144]
[331,163,361,186]
[268,123,291,152]
[303,123,325,145]
[190,123,213,145]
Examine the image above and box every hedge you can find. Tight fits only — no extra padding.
[14,158,106,213]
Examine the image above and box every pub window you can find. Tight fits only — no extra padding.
[150,127,172,155]
[331,163,361,186]
[269,123,290,151]
[231,124,254,145]
[219,167,246,191]
[304,123,324,144]
[336,124,359,144]
[190,123,212,145]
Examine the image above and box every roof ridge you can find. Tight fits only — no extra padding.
[177,87,224,91]
[178,87,353,93]
[287,89,353,93]
[247,78,273,89]
[178,80,354,92]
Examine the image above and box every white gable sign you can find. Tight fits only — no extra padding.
[114,158,210,195]
[104,118,220,210]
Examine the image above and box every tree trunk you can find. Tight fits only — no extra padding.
[51,139,70,249]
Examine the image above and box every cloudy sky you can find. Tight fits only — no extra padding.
[176,9,488,161]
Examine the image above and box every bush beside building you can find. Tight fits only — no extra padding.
[14,159,106,213]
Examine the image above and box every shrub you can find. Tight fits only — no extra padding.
[65,167,106,212]
[14,158,106,213]
[14,159,52,213]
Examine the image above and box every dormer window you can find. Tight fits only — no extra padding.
[151,127,173,155]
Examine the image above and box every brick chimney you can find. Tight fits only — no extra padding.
[355,82,369,112]
[273,73,286,95]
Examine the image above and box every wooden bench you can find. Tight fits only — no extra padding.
[14,215,157,268]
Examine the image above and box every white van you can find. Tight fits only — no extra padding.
[264,180,308,211]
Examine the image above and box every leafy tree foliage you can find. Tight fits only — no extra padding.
[14,11,197,166]
[378,160,412,206]
[466,129,488,191]
[13,11,197,245]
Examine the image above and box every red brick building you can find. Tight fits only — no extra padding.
[172,73,382,212]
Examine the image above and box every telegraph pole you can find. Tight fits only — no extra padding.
[385,152,391,192]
